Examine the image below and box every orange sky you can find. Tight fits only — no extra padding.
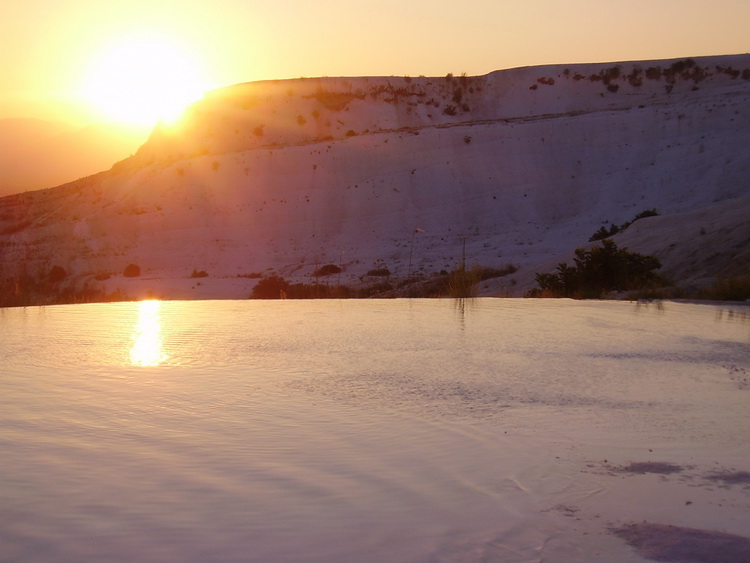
[2,0,750,128]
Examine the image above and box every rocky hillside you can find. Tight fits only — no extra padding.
[1,54,749,303]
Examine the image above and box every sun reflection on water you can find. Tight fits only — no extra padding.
[130,300,167,366]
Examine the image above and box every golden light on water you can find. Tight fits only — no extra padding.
[130,300,167,366]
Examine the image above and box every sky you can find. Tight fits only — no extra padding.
[2,0,750,128]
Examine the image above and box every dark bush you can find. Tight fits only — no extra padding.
[287,283,350,299]
[190,269,208,278]
[589,224,621,242]
[589,209,659,241]
[700,276,750,301]
[48,265,67,283]
[123,264,141,278]
[359,281,393,296]
[528,239,663,298]
[645,66,662,80]
[476,264,518,281]
[313,264,342,277]
[251,275,290,299]
[366,267,391,277]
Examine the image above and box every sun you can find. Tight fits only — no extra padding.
[81,33,210,127]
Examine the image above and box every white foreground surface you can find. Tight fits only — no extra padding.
[1,299,749,562]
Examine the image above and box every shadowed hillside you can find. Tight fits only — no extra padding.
[1,55,749,304]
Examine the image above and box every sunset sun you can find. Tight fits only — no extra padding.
[81,34,209,127]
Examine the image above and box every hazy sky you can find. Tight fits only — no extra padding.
[2,0,749,126]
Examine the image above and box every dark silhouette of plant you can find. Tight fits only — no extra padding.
[624,208,659,226]
[251,275,290,299]
[190,269,208,278]
[475,264,518,280]
[48,265,67,283]
[589,224,621,241]
[529,240,663,298]
[589,209,659,241]
[305,88,364,111]
[313,264,342,277]
[699,276,750,301]
[365,267,391,277]
[646,66,662,80]
[123,264,141,278]
[445,265,481,298]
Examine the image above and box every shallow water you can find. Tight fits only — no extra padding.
[1,299,749,562]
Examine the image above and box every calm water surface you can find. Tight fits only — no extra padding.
[1,299,748,562]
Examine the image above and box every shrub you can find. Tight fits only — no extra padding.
[589,209,659,241]
[589,224,621,242]
[313,264,342,277]
[646,66,662,80]
[251,275,290,299]
[190,269,208,278]
[123,264,141,278]
[307,89,364,111]
[626,208,659,225]
[528,240,663,298]
[475,264,518,281]
[700,276,750,301]
[365,267,391,277]
[445,266,481,298]
[48,265,67,283]
[359,281,393,296]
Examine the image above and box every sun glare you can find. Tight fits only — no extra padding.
[82,34,209,127]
